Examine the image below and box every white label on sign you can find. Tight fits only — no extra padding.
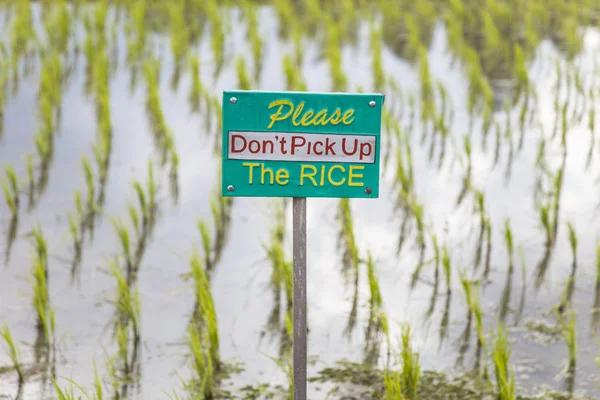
[227,131,376,164]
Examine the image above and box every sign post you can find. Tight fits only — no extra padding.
[222,90,384,399]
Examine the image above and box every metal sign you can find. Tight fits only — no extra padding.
[221,90,384,198]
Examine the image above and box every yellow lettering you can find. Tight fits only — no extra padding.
[319,165,325,186]
[300,110,315,126]
[327,165,346,186]
[300,165,318,186]
[267,100,294,129]
[261,164,274,184]
[266,99,355,129]
[313,110,328,125]
[324,109,341,125]
[292,102,304,126]
[348,165,364,186]
[243,162,260,184]
[341,109,355,124]
[276,169,289,185]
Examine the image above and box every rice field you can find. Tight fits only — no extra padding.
[1,0,600,399]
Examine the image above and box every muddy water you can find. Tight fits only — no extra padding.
[1,4,600,399]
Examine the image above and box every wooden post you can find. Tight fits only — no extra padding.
[292,197,307,400]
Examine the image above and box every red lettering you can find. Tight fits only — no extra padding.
[313,141,323,155]
[248,140,261,154]
[360,142,372,160]
[325,138,336,155]
[341,138,357,156]
[231,134,247,153]
[291,136,306,154]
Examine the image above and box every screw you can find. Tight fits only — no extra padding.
[365,187,372,194]
[230,97,237,104]
[227,185,234,192]
[369,100,376,107]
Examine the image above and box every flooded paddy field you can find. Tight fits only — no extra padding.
[1,0,600,399]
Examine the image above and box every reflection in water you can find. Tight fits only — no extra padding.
[1,0,600,397]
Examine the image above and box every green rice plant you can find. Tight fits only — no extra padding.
[442,245,452,293]
[9,1,36,84]
[197,220,213,275]
[504,218,514,269]
[109,257,141,386]
[399,323,420,400]
[364,252,390,366]
[324,14,347,91]
[25,153,35,207]
[188,56,204,113]
[382,368,403,400]
[471,287,488,379]
[29,239,54,343]
[236,56,252,91]
[283,55,307,91]
[205,0,224,77]
[1,165,19,216]
[563,311,577,374]
[473,190,486,269]
[169,0,189,90]
[370,23,385,91]
[558,222,578,314]
[491,324,515,400]
[241,0,264,81]
[189,249,220,369]
[186,322,215,399]
[0,324,24,388]
[266,353,293,400]
[337,198,360,285]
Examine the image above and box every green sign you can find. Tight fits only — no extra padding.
[221,90,384,198]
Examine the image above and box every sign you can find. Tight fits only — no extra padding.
[221,90,384,198]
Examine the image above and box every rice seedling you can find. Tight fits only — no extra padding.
[498,219,514,323]
[457,268,473,367]
[1,165,19,217]
[266,354,293,400]
[28,224,55,365]
[108,257,141,392]
[534,161,565,289]
[337,198,360,285]
[442,245,452,294]
[168,0,189,91]
[144,57,171,165]
[398,323,420,400]
[262,200,293,356]
[236,56,252,91]
[370,22,385,92]
[491,324,515,400]
[241,0,263,82]
[8,1,36,88]
[364,252,390,366]
[473,190,486,270]
[382,367,403,400]
[0,324,24,393]
[186,323,216,399]
[282,54,307,92]
[188,55,205,113]
[205,0,225,78]
[425,233,441,320]
[558,222,578,315]
[471,286,488,379]
[189,248,220,370]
